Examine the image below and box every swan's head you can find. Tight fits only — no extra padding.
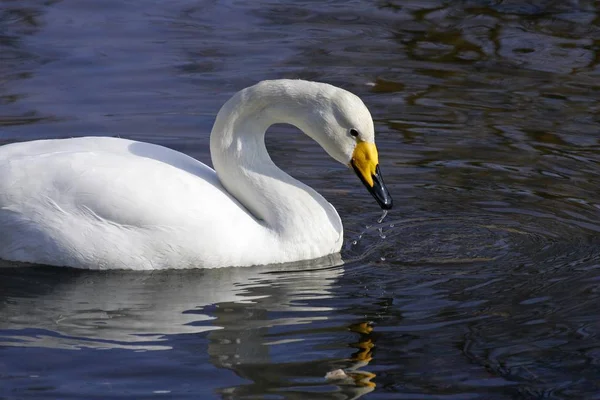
[301,83,393,210]
[238,79,393,210]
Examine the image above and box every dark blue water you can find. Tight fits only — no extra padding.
[2,0,600,398]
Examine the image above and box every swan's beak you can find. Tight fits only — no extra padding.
[350,142,393,210]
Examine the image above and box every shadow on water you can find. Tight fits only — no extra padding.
[1,0,600,399]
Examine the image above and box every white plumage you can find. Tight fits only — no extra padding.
[0,79,381,269]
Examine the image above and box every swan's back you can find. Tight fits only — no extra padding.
[0,137,266,269]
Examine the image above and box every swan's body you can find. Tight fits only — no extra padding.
[0,80,391,270]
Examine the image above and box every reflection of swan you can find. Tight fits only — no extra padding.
[0,256,343,350]
[213,319,377,400]
[322,322,377,399]
[0,257,374,398]
[0,80,392,270]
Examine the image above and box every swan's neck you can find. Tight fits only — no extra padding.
[209,81,342,246]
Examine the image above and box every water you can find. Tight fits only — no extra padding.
[1,0,600,398]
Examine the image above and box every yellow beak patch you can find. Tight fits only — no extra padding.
[351,141,379,187]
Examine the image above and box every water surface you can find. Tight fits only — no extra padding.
[1,0,600,398]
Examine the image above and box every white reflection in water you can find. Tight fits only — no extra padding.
[0,255,342,351]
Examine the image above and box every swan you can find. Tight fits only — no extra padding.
[0,79,392,270]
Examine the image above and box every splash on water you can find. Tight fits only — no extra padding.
[377,210,388,224]
[348,209,391,250]
[377,210,388,238]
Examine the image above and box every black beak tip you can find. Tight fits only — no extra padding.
[372,165,393,210]
[380,197,393,210]
[352,162,393,210]
[373,185,393,210]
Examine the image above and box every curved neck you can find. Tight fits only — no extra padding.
[209,81,342,241]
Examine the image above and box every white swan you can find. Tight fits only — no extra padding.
[0,80,392,270]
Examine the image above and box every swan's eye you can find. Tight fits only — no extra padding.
[350,129,359,138]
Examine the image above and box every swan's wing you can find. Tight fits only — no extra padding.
[0,137,251,226]
[0,137,262,268]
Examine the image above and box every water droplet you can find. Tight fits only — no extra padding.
[352,240,357,245]
[380,257,386,261]
[377,209,389,224]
